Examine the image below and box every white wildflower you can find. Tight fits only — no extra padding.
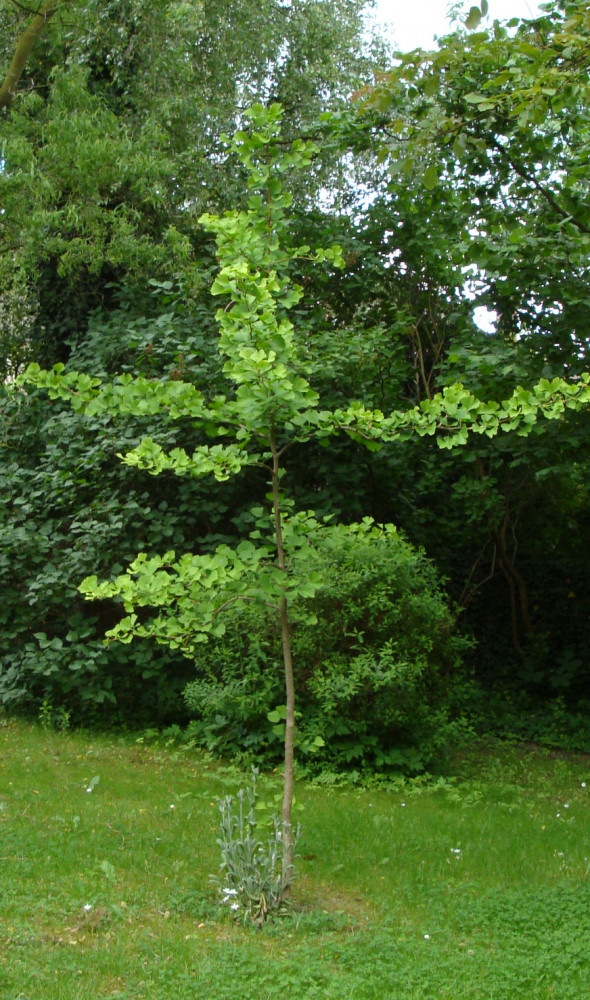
[83,904,92,912]
[424,933,430,940]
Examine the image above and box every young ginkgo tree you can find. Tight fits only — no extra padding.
[22,103,590,891]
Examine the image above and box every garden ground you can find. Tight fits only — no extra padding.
[0,719,588,999]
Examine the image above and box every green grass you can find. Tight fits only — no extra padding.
[0,719,589,999]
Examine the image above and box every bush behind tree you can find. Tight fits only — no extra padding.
[184,524,472,776]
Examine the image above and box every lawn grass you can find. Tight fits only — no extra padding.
[0,718,588,999]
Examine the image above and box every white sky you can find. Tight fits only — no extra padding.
[369,0,543,52]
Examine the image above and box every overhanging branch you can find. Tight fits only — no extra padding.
[0,0,59,112]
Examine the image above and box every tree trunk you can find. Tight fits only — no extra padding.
[0,2,59,112]
[474,456,534,658]
[269,425,295,882]
[494,509,534,660]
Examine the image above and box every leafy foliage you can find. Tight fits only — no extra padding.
[0,0,385,366]
[184,523,471,775]
[2,0,590,759]
[0,375,232,723]
[331,0,590,717]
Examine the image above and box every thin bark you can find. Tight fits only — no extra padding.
[493,507,534,659]
[458,538,497,607]
[490,138,590,235]
[474,456,534,657]
[0,1,59,111]
[405,286,447,403]
[269,422,295,883]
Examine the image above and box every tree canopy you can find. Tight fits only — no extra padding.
[0,0,384,368]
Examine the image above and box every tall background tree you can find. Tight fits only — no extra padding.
[1,0,385,366]
[339,0,590,736]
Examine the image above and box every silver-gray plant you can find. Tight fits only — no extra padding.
[211,768,299,925]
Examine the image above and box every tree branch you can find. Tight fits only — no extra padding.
[8,1,48,15]
[458,537,497,607]
[490,138,590,235]
[0,0,59,112]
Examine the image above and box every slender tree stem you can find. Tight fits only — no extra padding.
[269,421,295,881]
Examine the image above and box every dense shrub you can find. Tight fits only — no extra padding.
[184,526,472,775]
[0,385,196,723]
[0,289,267,725]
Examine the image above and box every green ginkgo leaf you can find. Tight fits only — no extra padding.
[423,163,439,189]
[465,6,481,29]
